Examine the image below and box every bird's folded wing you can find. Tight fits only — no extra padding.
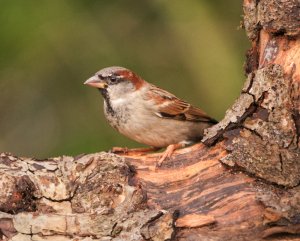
[146,85,218,123]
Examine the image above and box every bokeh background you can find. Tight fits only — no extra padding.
[0,0,249,158]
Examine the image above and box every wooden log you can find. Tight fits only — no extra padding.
[0,153,176,241]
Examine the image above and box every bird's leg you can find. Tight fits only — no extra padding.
[110,146,160,155]
[156,142,186,167]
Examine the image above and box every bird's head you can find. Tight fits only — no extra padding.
[84,66,145,99]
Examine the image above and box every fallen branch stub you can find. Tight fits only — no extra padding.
[206,64,300,187]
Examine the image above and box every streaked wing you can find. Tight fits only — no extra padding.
[145,85,218,123]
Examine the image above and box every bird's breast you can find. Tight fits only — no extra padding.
[103,98,131,131]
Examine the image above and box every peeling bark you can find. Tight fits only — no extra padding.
[214,65,300,187]
[0,0,300,240]
[0,153,176,241]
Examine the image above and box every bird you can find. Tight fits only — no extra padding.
[84,66,217,167]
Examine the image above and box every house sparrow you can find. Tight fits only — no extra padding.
[84,66,217,166]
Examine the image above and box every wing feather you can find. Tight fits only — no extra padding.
[145,85,217,124]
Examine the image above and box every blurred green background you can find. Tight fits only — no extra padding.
[0,1,249,158]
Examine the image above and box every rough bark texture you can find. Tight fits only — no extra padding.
[0,0,300,240]
[0,153,176,241]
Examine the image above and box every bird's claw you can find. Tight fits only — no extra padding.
[109,146,160,155]
[155,142,186,169]
[109,147,129,154]
[155,144,177,168]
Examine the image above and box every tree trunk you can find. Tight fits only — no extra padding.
[0,0,299,240]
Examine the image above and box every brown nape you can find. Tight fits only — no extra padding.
[117,70,145,90]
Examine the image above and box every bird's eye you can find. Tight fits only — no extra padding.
[110,76,118,83]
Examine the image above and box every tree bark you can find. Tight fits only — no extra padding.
[0,0,299,240]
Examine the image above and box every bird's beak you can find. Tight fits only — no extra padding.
[84,76,108,89]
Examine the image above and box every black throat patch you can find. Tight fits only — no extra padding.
[99,89,115,116]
